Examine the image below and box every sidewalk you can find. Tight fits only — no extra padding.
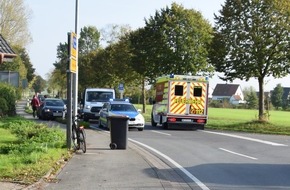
[10,99,190,190]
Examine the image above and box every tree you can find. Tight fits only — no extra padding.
[244,86,258,109]
[0,0,32,47]
[100,24,132,47]
[129,3,214,112]
[14,46,36,83]
[32,75,46,93]
[78,26,101,55]
[210,0,290,120]
[53,42,69,75]
[271,83,283,109]
[78,26,101,91]
[142,3,214,79]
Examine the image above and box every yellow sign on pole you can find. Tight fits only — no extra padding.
[70,57,77,73]
[69,32,77,73]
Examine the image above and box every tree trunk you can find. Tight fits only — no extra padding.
[142,78,146,113]
[258,77,265,121]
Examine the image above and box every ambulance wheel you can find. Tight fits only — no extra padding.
[110,143,117,149]
[151,114,157,127]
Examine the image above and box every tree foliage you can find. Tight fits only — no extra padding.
[32,75,46,93]
[244,86,258,109]
[0,0,32,47]
[271,83,283,109]
[140,3,214,81]
[78,26,101,55]
[14,46,35,83]
[210,0,290,120]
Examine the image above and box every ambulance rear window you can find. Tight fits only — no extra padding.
[194,86,202,97]
[175,85,183,96]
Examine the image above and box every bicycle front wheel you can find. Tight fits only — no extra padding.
[79,129,86,153]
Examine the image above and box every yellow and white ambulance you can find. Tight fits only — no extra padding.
[151,74,209,130]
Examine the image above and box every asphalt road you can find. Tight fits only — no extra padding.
[17,98,290,190]
[120,125,290,190]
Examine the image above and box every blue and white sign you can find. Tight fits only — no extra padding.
[118,83,124,91]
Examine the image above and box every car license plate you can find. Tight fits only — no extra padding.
[53,112,62,117]
[182,119,192,122]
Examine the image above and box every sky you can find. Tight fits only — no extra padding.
[24,0,290,92]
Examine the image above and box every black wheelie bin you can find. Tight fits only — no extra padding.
[107,115,129,149]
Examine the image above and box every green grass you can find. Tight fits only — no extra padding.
[0,117,70,184]
[135,104,290,135]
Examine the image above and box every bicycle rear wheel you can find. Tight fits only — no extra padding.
[71,125,78,150]
[79,129,86,153]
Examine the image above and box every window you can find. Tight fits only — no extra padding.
[175,85,183,96]
[194,86,202,97]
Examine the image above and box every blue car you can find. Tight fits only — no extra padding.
[99,99,145,131]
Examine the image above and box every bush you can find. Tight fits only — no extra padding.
[0,97,8,116]
[0,83,17,116]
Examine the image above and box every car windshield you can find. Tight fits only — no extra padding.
[46,100,64,107]
[110,104,136,112]
[87,91,113,102]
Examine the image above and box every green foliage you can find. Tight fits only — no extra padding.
[209,0,290,120]
[244,87,258,109]
[271,83,283,109]
[0,83,17,116]
[0,97,8,116]
[32,75,46,93]
[0,117,68,184]
[14,46,36,83]
[78,26,101,55]
[130,3,214,83]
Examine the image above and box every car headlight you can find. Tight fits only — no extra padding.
[44,108,50,112]
[135,113,144,123]
[85,104,91,109]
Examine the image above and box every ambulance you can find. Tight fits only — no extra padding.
[151,74,209,130]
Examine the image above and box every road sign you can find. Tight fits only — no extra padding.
[70,57,77,73]
[70,32,77,58]
[118,83,124,91]
[69,32,77,73]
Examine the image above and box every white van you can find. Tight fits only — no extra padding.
[81,88,115,122]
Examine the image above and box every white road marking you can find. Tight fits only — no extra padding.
[219,148,258,160]
[151,130,172,136]
[129,138,210,190]
[202,131,288,146]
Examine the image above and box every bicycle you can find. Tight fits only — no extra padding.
[71,114,86,153]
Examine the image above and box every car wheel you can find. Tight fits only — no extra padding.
[138,128,143,131]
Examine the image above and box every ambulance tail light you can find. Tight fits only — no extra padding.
[197,119,206,123]
[168,117,176,122]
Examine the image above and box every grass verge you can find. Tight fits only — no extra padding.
[0,116,71,185]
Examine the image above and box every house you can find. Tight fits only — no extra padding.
[0,34,17,64]
[212,84,245,105]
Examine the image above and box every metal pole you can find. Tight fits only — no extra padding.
[73,0,79,118]
[67,33,72,149]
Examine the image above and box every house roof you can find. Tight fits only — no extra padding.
[212,84,240,96]
[0,34,16,56]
